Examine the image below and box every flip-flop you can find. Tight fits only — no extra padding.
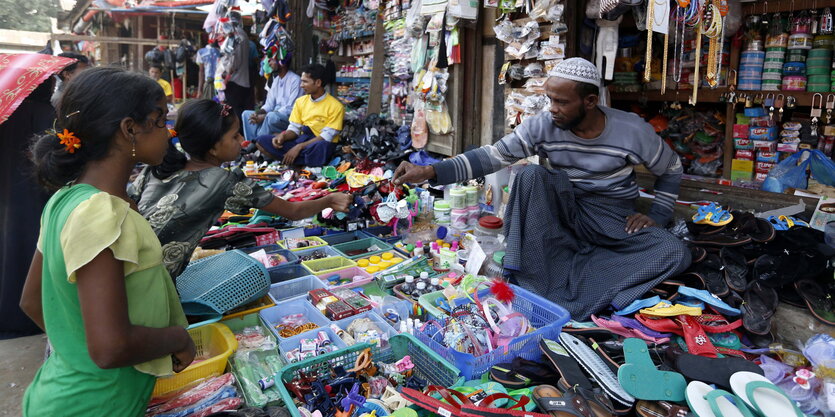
[540,339,596,391]
[591,315,670,344]
[729,371,807,417]
[490,364,532,389]
[741,281,779,336]
[794,279,835,326]
[635,400,690,417]
[720,247,749,293]
[556,381,616,417]
[685,381,757,417]
[693,203,734,226]
[531,385,594,417]
[558,334,636,408]
[617,338,687,402]
[639,302,703,317]
[609,315,672,339]
[674,353,764,390]
[676,286,741,316]
[613,296,662,316]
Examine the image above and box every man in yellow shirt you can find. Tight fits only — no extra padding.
[149,64,174,103]
[255,64,345,166]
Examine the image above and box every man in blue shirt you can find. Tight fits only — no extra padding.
[242,56,301,142]
[196,41,220,99]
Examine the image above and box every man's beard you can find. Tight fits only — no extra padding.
[552,106,586,131]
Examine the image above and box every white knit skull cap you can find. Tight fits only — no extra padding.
[548,57,601,86]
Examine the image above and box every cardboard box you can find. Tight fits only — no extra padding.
[735,149,755,160]
[757,151,780,163]
[755,172,769,182]
[753,140,778,152]
[733,124,750,138]
[749,126,777,140]
[735,138,754,149]
[755,161,776,174]
[731,170,754,182]
[777,142,800,153]
[731,159,754,172]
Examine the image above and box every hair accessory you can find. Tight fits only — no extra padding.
[219,103,232,117]
[168,128,177,138]
[57,129,81,154]
[64,110,81,118]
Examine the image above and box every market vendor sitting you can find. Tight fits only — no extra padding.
[393,57,691,320]
[254,63,344,167]
[241,54,301,143]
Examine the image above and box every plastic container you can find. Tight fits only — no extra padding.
[278,327,347,363]
[259,299,331,339]
[315,266,373,290]
[301,256,358,275]
[782,76,808,90]
[278,236,327,252]
[152,323,238,396]
[334,311,399,354]
[416,285,571,379]
[451,208,469,229]
[222,295,276,321]
[332,237,393,260]
[463,186,478,207]
[177,250,271,316]
[434,200,451,225]
[484,251,505,278]
[475,216,504,238]
[320,230,375,246]
[277,334,463,417]
[292,246,340,262]
[467,205,481,226]
[788,33,814,50]
[268,275,327,304]
[268,263,314,284]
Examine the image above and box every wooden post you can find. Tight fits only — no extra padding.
[135,15,144,71]
[367,11,386,114]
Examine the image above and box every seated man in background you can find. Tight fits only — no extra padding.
[242,55,301,143]
[255,64,344,167]
[149,64,173,103]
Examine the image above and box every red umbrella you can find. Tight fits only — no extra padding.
[0,53,77,125]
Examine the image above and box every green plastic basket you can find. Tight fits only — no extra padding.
[224,313,284,407]
[278,236,328,252]
[301,256,358,275]
[332,237,393,260]
[276,334,463,417]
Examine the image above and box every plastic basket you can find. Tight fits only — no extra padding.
[414,285,570,379]
[221,311,269,334]
[278,326,348,362]
[320,230,375,246]
[315,266,373,290]
[301,256,358,275]
[177,250,271,316]
[229,348,285,407]
[333,311,398,356]
[152,323,238,396]
[222,295,276,321]
[277,334,463,417]
[268,263,314,284]
[268,275,327,304]
[292,246,341,262]
[240,245,300,267]
[332,237,393,260]
[417,288,492,320]
[259,299,331,340]
[278,236,328,252]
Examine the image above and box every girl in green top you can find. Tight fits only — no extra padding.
[19,67,195,417]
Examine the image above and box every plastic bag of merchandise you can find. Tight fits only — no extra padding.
[762,149,835,193]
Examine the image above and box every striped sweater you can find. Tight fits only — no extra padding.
[433,106,683,225]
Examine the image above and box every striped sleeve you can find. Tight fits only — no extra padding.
[433,126,537,185]
[640,126,682,225]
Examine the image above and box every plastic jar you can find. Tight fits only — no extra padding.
[434,200,451,225]
[463,186,479,207]
[467,205,481,226]
[449,187,466,209]
[451,208,469,229]
[788,33,814,50]
[476,216,504,238]
[484,251,505,277]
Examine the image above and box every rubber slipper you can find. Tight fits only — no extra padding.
[794,279,835,326]
[490,364,532,389]
[676,286,741,316]
[685,381,757,417]
[558,334,635,408]
[613,296,662,316]
[720,247,749,293]
[689,245,708,264]
[729,371,806,417]
[557,382,616,417]
[767,216,789,231]
[639,302,703,317]
[688,232,752,247]
[531,385,594,417]
[778,215,809,228]
[591,315,670,344]
[752,255,799,289]
[540,339,595,391]
[693,203,733,226]
[617,338,687,402]
[635,400,690,417]
[609,315,672,339]
[675,353,764,390]
[741,281,779,336]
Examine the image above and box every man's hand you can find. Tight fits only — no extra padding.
[393,161,436,185]
[625,213,657,234]
[171,333,196,373]
[327,193,353,212]
[272,132,285,149]
[250,113,266,124]
[283,144,303,165]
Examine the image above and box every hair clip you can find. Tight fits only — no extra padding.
[57,129,81,154]
[65,110,81,118]
[168,128,177,138]
[219,103,232,117]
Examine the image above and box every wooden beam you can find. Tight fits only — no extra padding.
[51,33,181,47]
[367,12,386,114]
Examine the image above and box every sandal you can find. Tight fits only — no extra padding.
[720,247,750,293]
[741,281,779,336]
[693,203,733,226]
[635,401,689,417]
[794,279,835,326]
[638,302,703,317]
[556,380,616,417]
[617,338,687,402]
[532,385,593,417]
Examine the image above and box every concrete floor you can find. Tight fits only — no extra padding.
[0,334,45,416]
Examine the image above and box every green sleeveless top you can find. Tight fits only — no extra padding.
[23,184,187,417]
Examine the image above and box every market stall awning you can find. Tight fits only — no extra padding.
[0,53,76,125]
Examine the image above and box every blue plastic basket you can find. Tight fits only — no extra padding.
[333,311,398,356]
[414,284,570,379]
[292,246,341,262]
[259,299,331,340]
[278,327,348,363]
[320,230,375,246]
[240,245,300,266]
[267,263,313,284]
[277,334,463,417]
[267,275,327,304]
[177,250,271,316]
[332,237,393,260]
